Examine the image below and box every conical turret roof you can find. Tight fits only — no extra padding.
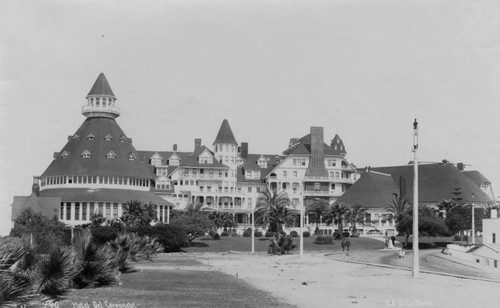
[87,73,115,97]
[42,117,153,179]
[213,119,238,145]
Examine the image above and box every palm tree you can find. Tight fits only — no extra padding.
[255,188,295,234]
[90,211,108,227]
[121,200,158,227]
[325,203,350,239]
[185,202,203,216]
[386,193,411,247]
[72,229,119,288]
[346,204,366,234]
[208,211,237,232]
[306,198,329,229]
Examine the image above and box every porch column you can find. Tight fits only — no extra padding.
[167,206,170,224]
[162,205,166,223]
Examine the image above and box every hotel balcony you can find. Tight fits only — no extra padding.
[304,175,330,182]
[81,105,121,117]
[303,190,331,196]
[198,187,246,195]
[182,174,224,180]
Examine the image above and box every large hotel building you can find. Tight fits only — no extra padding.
[11,73,360,229]
[11,73,494,235]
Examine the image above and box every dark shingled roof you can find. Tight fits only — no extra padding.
[237,154,281,182]
[11,193,60,221]
[40,188,173,206]
[462,170,491,186]
[180,146,229,169]
[334,172,399,208]
[282,134,342,156]
[87,73,115,97]
[137,151,192,165]
[213,119,238,145]
[42,117,154,179]
[331,134,347,155]
[370,163,492,203]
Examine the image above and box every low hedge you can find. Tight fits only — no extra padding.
[314,235,334,245]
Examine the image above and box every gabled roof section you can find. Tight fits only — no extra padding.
[181,146,229,169]
[11,193,60,221]
[213,119,238,145]
[330,134,347,155]
[87,73,115,97]
[282,133,341,156]
[137,150,192,164]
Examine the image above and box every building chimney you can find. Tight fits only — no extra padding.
[241,142,248,158]
[305,127,328,177]
[173,144,178,151]
[32,176,40,196]
[457,162,464,171]
[194,138,202,151]
[491,209,498,219]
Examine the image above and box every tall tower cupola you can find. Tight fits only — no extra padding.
[82,73,120,119]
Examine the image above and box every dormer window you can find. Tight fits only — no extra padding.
[104,134,112,141]
[81,150,92,158]
[87,133,95,140]
[128,153,136,161]
[119,135,127,143]
[257,157,267,168]
[73,134,80,140]
[105,150,117,159]
[61,151,70,159]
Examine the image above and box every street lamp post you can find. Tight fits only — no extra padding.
[471,193,475,245]
[300,202,304,258]
[251,206,255,253]
[412,119,419,278]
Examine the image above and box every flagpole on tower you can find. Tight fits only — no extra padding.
[412,119,419,278]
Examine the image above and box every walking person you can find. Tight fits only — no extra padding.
[346,238,351,252]
[341,236,347,253]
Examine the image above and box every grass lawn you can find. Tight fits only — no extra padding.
[182,235,385,253]
[60,257,294,308]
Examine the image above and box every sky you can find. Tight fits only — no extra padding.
[1,0,499,236]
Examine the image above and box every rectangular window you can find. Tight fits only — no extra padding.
[98,202,104,215]
[256,187,261,193]
[104,177,108,184]
[283,171,287,178]
[83,176,87,184]
[331,184,336,190]
[89,202,95,219]
[314,183,320,190]
[113,203,118,219]
[60,202,64,220]
[493,233,496,244]
[66,202,71,220]
[293,171,298,178]
[75,202,80,220]
[105,203,111,218]
[248,187,252,193]
[82,202,87,220]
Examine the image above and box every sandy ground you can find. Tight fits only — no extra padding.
[192,252,499,308]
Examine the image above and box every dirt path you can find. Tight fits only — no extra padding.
[192,252,499,308]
